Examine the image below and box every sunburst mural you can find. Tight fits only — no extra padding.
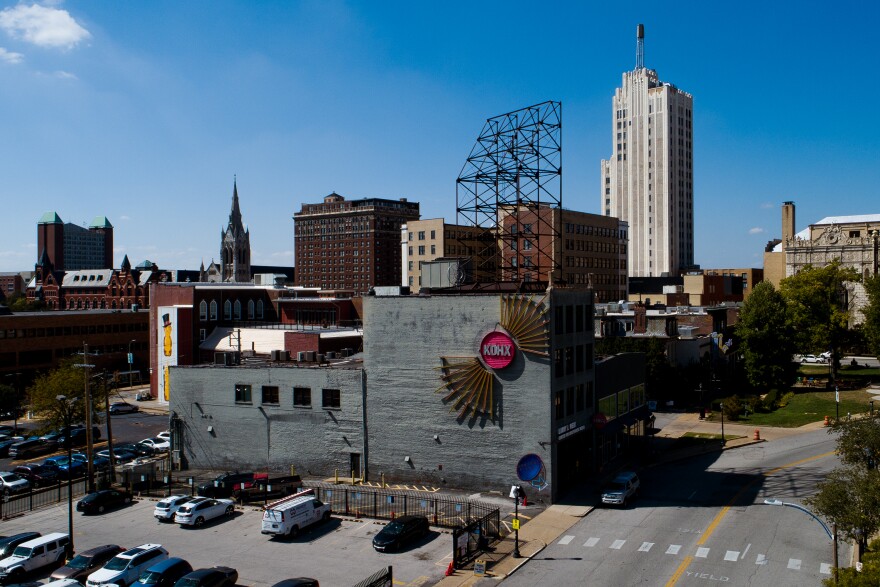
[436,294,550,420]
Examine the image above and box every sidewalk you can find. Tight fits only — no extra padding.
[435,412,826,586]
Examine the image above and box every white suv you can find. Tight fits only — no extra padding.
[86,544,168,587]
[154,495,195,522]
[0,533,69,583]
[601,472,641,507]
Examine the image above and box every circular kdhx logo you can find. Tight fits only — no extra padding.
[480,331,516,370]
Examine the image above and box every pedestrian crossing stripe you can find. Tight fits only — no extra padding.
[558,535,574,545]
[695,547,710,558]
[666,545,681,555]
[756,554,767,565]
[638,542,654,552]
[724,551,739,561]
[788,559,801,570]
[584,537,599,547]
[819,563,832,575]
[610,540,625,550]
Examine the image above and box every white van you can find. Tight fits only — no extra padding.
[261,490,331,538]
[0,532,70,582]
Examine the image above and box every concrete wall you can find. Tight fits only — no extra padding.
[362,293,560,499]
[170,364,365,476]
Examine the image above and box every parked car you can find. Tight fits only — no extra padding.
[44,579,86,587]
[372,515,430,552]
[0,532,69,584]
[135,557,193,587]
[95,448,139,464]
[601,471,641,507]
[819,351,833,361]
[77,488,133,514]
[8,437,57,459]
[196,472,254,499]
[115,442,156,457]
[172,567,238,587]
[0,471,30,495]
[57,426,102,448]
[156,431,171,442]
[270,580,320,587]
[0,425,15,437]
[261,493,330,538]
[139,438,170,452]
[109,402,139,414]
[801,354,826,364]
[154,495,196,523]
[0,533,41,559]
[0,438,22,458]
[12,464,59,487]
[174,498,235,527]
[43,455,87,477]
[51,544,125,581]
[86,544,169,587]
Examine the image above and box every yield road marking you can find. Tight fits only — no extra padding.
[638,542,654,552]
[584,537,599,547]
[788,558,801,570]
[666,545,682,555]
[610,540,626,550]
[558,535,574,545]
[724,551,739,561]
[695,547,710,558]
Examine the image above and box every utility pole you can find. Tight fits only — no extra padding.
[103,371,116,483]
[74,343,97,493]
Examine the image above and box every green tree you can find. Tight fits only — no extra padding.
[780,260,860,380]
[6,292,45,312]
[26,359,106,430]
[806,465,880,561]
[830,417,880,469]
[863,274,880,358]
[735,281,798,392]
[0,383,21,419]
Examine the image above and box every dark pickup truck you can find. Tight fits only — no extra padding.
[231,473,302,503]
[197,472,256,499]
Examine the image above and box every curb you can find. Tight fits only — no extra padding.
[501,540,548,578]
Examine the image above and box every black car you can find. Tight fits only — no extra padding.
[12,464,59,487]
[115,442,156,457]
[8,437,57,459]
[173,566,238,587]
[77,489,133,514]
[270,580,319,587]
[372,515,430,552]
[51,544,125,581]
[0,438,20,458]
[0,532,41,558]
[58,426,102,448]
[135,556,193,587]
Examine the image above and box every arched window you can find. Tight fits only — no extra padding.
[247,300,255,320]
[200,300,208,321]
[257,300,264,319]
[210,300,218,320]
[224,300,232,320]
[112,301,117,309]
[234,300,242,320]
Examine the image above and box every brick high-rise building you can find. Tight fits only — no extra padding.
[601,25,694,277]
[294,193,420,292]
[37,212,114,271]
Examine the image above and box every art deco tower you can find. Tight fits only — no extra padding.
[601,24,694,277]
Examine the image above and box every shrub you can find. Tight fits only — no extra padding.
[763,389,779,411]
[777,391,796,408]
[722,395,743,421]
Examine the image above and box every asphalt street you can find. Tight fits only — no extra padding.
[502,428,842,586]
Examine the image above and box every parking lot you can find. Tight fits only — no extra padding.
[1,496,453,586]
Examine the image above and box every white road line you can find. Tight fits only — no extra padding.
[724,551,739,561]
[820,563,832,575]
[695,547,710,558]
[755,554,768,565]
[610,540,626,550]
[558,535,575,545]
[584,537,599,548]
[666,545,682,555]
[741,543,751,560]
[638,542,654,552]
[788,558,801,570]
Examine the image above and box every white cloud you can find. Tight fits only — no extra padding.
[0,4,90,50]
[760,202,774,209]
[0,46,23,63]
[53,69,76,79]
[118,215,131,221]
[748,227,765,235]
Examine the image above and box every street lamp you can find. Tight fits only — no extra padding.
[57,394,78,558]
[128,340,136,389]
[510,484,524,558]
[720,402,726,446]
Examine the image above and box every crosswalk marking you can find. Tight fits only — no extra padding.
[788,559,801,570]
[756,554,768,565]
[695,547,710,558]
[584,537,599,548]
[558,535,574,545]
[638,542,654,552]
[820,563,832,575]
[724,551,739,561]
[666,545,681,555]
[609,540,626,550]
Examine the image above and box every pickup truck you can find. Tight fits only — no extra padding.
[197,472,255,499]
[231,474,302,503]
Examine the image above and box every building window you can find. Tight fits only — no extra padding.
[234,384,252,404]
[418,246,425,255]
[199,300,208,321]
[248,300,255,320]
[224,300,232,320]
[322,388,341,409]
[261,385,279,405]
[554,348,563,378]
[199,329,206,342]
[418,231,425,240]
[523,239,532,251]
[566,387,575,416]
[430,230,436,239]
[576,383,585,412]
[430,245,436,255]
[234,300,242,320]
[210,300,218,320]
[555,390,564,419]
[257,300,264,319]
[293,387,312,407]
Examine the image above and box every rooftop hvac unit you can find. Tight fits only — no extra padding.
[214,352,240,366]
[316,353,325,363]
[297,351,306,362]
[280,350,290,361]
[306,351,316,362]
[326,351,336,359]
[270,350,280,361]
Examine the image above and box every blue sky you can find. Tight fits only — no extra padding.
[1,1,877,274]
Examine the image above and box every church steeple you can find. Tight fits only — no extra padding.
[228,177,245,237]
[220,177,251,282]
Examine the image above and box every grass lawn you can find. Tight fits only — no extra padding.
[669,431,744,451]
[712,388,877,428]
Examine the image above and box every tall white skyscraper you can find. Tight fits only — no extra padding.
[601,25,693,277]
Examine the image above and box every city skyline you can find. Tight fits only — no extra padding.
[1,1,878,274]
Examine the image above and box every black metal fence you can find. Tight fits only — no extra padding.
[352,566,392,587]
[0,474,101,519]
[451,508,502,569]
[302,482,498,530]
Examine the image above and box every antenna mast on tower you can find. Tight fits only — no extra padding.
[636,24,645,69]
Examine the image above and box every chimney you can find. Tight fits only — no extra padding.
[781,201,795,250]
